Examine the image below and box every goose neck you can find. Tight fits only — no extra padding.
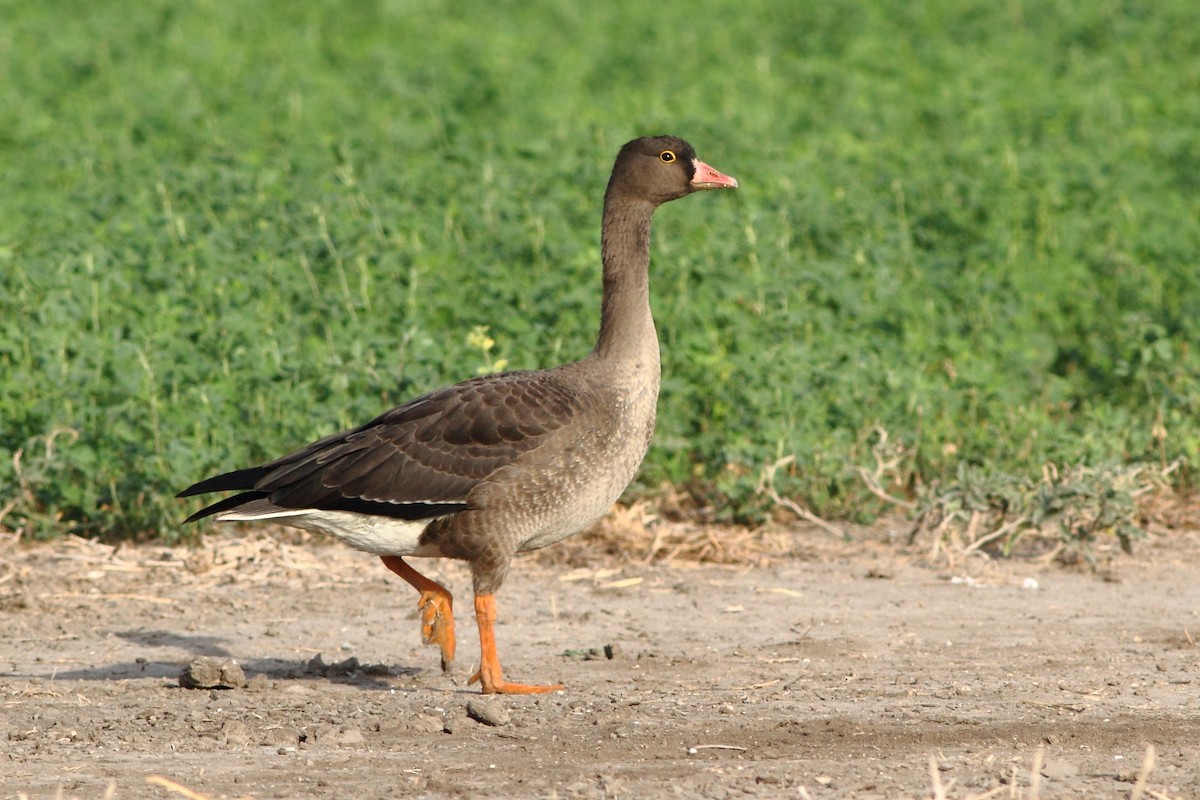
[593,194,658,360]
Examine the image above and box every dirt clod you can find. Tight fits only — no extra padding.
[178,657,247,689]
[304,653,391,678]
[398,713,445,734]
[466,698,511,727]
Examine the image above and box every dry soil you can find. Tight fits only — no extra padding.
[1,525,1198,799]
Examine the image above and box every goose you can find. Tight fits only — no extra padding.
[179,135,737,693]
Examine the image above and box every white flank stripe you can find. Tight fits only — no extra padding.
[215,507,311,522]
[215,508,444,558]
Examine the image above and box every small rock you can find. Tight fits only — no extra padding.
[466,698,511,727]
[246,674,270,692]
[179,657,247,689]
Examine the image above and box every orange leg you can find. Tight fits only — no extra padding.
[380,556,455,672]
[467,593,563,695]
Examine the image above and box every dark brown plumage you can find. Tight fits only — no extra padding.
[179,135,737,693]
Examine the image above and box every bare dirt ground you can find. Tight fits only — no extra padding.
[2,522,1198,800]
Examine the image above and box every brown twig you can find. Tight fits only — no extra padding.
[758,456,843,538]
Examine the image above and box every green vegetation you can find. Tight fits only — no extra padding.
[910,460,1179,563]
[2,0,1198,541]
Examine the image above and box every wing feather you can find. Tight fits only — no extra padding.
[179,368,581,522]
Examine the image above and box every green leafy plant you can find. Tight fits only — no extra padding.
[909,459,1184,566]
[1,0,1197,541]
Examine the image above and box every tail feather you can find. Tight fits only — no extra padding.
[177,466,271,499]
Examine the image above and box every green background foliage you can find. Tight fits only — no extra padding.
[2,0,1197,539]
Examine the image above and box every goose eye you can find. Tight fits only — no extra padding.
[659,150,676,163]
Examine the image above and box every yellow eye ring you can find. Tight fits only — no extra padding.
[659,150,676,163]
